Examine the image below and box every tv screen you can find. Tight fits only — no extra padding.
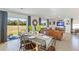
[57,22,64,26]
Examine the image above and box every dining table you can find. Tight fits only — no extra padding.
[22,32,56,51]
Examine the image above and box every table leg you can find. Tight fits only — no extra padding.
[36,43,38,51]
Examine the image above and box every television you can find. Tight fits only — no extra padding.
[57,21,64,26]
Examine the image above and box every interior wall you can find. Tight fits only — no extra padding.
[72,18,79,30]
[64,18,71,33]
[41,17,47,28]
[73,18,79,24]
[48,18,65,29]
[48,19,56,29]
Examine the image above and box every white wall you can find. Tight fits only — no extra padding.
[73,18,79,24]
[48,19,56,29]
[73,18,79,29]
[64,18,71,33]
[41,17,47,28]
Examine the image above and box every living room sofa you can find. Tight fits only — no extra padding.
[40,28,63,40]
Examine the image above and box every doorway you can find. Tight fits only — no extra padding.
[72,18,79,34]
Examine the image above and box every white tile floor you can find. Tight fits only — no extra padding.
[0,33,79,51]
[56,33,79,51]
[0,39,20,51]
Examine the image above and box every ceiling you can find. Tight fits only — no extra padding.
[1,8,79,18]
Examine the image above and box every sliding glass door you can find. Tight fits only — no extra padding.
[18,18,27,34]
[7,17,27,40]
[7,18,18,36]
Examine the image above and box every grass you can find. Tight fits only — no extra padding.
[7,25,26,36]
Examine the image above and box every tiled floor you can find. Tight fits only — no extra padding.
[0,39,20,51]
[0,33,79,51]
[56,33,79,51]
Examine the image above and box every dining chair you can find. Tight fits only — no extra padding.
[19,34,36,51]
[24,42,36,51]
[46,46,55,51]
[37,39,46,51]
[19,34,29,50]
